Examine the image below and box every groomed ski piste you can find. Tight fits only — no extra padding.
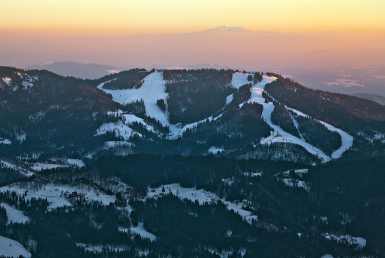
[97,70,353,163]
[0,235,31,258]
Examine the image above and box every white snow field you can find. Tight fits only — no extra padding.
[0,203,30,224]
[0,183,115,210]
[147,184,258,224]
[0,235,31,258]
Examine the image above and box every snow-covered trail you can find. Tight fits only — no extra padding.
[260,103,331,162]
[240,75,331,162]
[287,108,353,160]
[248,74,353,162]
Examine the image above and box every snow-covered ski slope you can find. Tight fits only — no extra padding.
[98,71,168,127]
[0,235,31,258]
[98,70,353,162]
[235,72,353,163]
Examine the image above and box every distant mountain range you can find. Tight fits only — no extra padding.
[25,62,121,80]
[352,93,385,106]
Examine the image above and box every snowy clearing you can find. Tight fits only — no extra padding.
[67,159,85,167]
[232,72,252,89]
[0,183,116,210]
[147,184,258,224]
[0,236,31,258]
[0,203,30,224]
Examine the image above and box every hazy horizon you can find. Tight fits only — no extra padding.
[1,1,384,96]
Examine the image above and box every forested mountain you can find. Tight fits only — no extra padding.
[0,66,385,257]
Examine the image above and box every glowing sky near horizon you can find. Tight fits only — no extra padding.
[1,0,384,36]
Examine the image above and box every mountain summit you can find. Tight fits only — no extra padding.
[203,25,249,32]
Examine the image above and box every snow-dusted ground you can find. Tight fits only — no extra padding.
[0,183,115,210]
[323,233,366,250]
[0,203,30,224]
[148,184,258,224]
[0,235,31,258]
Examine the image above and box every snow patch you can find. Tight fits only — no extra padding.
[226,94,234,104]
[208,146,224,154]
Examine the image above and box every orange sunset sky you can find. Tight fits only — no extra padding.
[1,0,385,36]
